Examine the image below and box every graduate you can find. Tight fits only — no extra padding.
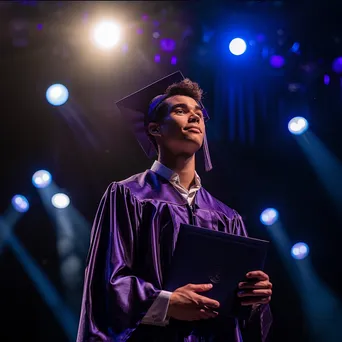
[77,72,273,342]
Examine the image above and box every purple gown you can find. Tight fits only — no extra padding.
[77,170,272,342]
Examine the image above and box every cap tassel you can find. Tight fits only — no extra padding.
[203,134,213,172]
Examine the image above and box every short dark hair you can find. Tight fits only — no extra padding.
[155,78,203,121]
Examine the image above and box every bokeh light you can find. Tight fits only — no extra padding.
[11,195,30,213]
[32,170,52,189]
[229,38,247,56]
[260,208,279,226]
[270,55,285,68]
[92,21,120,50]
[288,116,309,135]
[46,84,69,106]
[332,57,342,73]
[51,193,70,209]
[291,242,309,260]
[160,38,176,52]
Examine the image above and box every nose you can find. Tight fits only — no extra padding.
[189,113,200,123]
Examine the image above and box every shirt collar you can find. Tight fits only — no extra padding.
[151,160,201,188]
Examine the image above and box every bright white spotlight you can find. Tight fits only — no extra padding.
[46,84,69,106]
[260,208,279,226]
[229,38,247,56]
[12,195,30,213]
[288,116,309,135]
[92,21,120,49]
[291,242,309,260]
[51,193,70,209]
[32,170,52,189]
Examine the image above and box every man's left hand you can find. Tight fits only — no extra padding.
[237,270,272,306]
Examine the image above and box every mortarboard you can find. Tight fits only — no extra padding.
[116,71,212,171]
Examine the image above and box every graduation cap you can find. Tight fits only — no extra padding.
[116,71,212,171]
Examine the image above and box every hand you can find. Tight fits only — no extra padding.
[167,283,220,321]
[237,270,272,306]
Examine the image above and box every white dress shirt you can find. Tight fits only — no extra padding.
[141,161,202,326]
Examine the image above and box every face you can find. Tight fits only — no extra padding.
[149,95,205,155]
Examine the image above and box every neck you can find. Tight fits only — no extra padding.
[158,150,196,190]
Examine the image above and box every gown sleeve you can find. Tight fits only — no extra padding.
[232,211,273,342]
[77,182,162,342]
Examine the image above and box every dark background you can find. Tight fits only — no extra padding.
[1,1,342,341]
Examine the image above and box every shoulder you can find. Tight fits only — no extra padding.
[199,187,239,219]
[108,170,158,201]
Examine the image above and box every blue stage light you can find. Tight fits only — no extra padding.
[260,208,279,226]
[288,116,309,135]
[51,193,70,209]
[229,38,247,56]
[12,195,30,213]
[291,242,309,260]
[46,84,69,106]
[32,170,52,189]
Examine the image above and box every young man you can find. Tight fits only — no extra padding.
[77,72,273,342]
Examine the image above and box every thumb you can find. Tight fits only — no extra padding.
[187,283,213,292]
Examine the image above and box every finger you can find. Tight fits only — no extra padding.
[246,271,269,281]
[187,283,213,292]
[239,281,272,289]
[241,296,271,306]
[198,308,218,319]
[195,294,220,309]
[237,289,272,298]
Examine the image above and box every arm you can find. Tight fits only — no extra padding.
[141,290,172,326]
[77,182,163,342]
[232,212,273,342]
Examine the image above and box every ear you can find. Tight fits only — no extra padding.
[148,122,161,137]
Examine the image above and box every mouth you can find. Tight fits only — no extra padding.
[184,126,202,134]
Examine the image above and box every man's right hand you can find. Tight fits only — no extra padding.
[166,283,220,321]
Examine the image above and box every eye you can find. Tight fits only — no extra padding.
[175,108,185,114]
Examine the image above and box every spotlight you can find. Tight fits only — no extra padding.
[229,38,247,56]
[46,84,69,106]
[92,21,120,50]
[260,208,279,226]
[32,170,52,189]
[288,116,309,135]
[12,195,29,213]
[51,193,70,209]
[291,242,309,260]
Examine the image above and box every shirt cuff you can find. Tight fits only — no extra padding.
[141,290,172,326]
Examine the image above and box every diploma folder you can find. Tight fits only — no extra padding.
[164,224,269,318]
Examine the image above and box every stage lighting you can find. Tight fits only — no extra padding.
[51,193,70,209]
[92,21,120,50]
[32,170,52,189]
[291,242,309,260]
[46,84,69,106]
[260,208,279,226]
[229,38,247,56]
[288,116,308,135]
[11,195,29,213]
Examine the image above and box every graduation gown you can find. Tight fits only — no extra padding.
[77,170,272,342]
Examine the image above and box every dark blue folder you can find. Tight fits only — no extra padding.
[164,224,269,318]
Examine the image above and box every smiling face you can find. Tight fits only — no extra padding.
[148,95,205,156]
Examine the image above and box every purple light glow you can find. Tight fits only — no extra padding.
[324,74,330,85]
[171,56,177,65]
[37,23,43,30]
[332,57,342,73]
[154,55,160,63]
[160,38,176,52]
[141,14,148,21]
[270,55,285,68]
[136,28,143,35]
